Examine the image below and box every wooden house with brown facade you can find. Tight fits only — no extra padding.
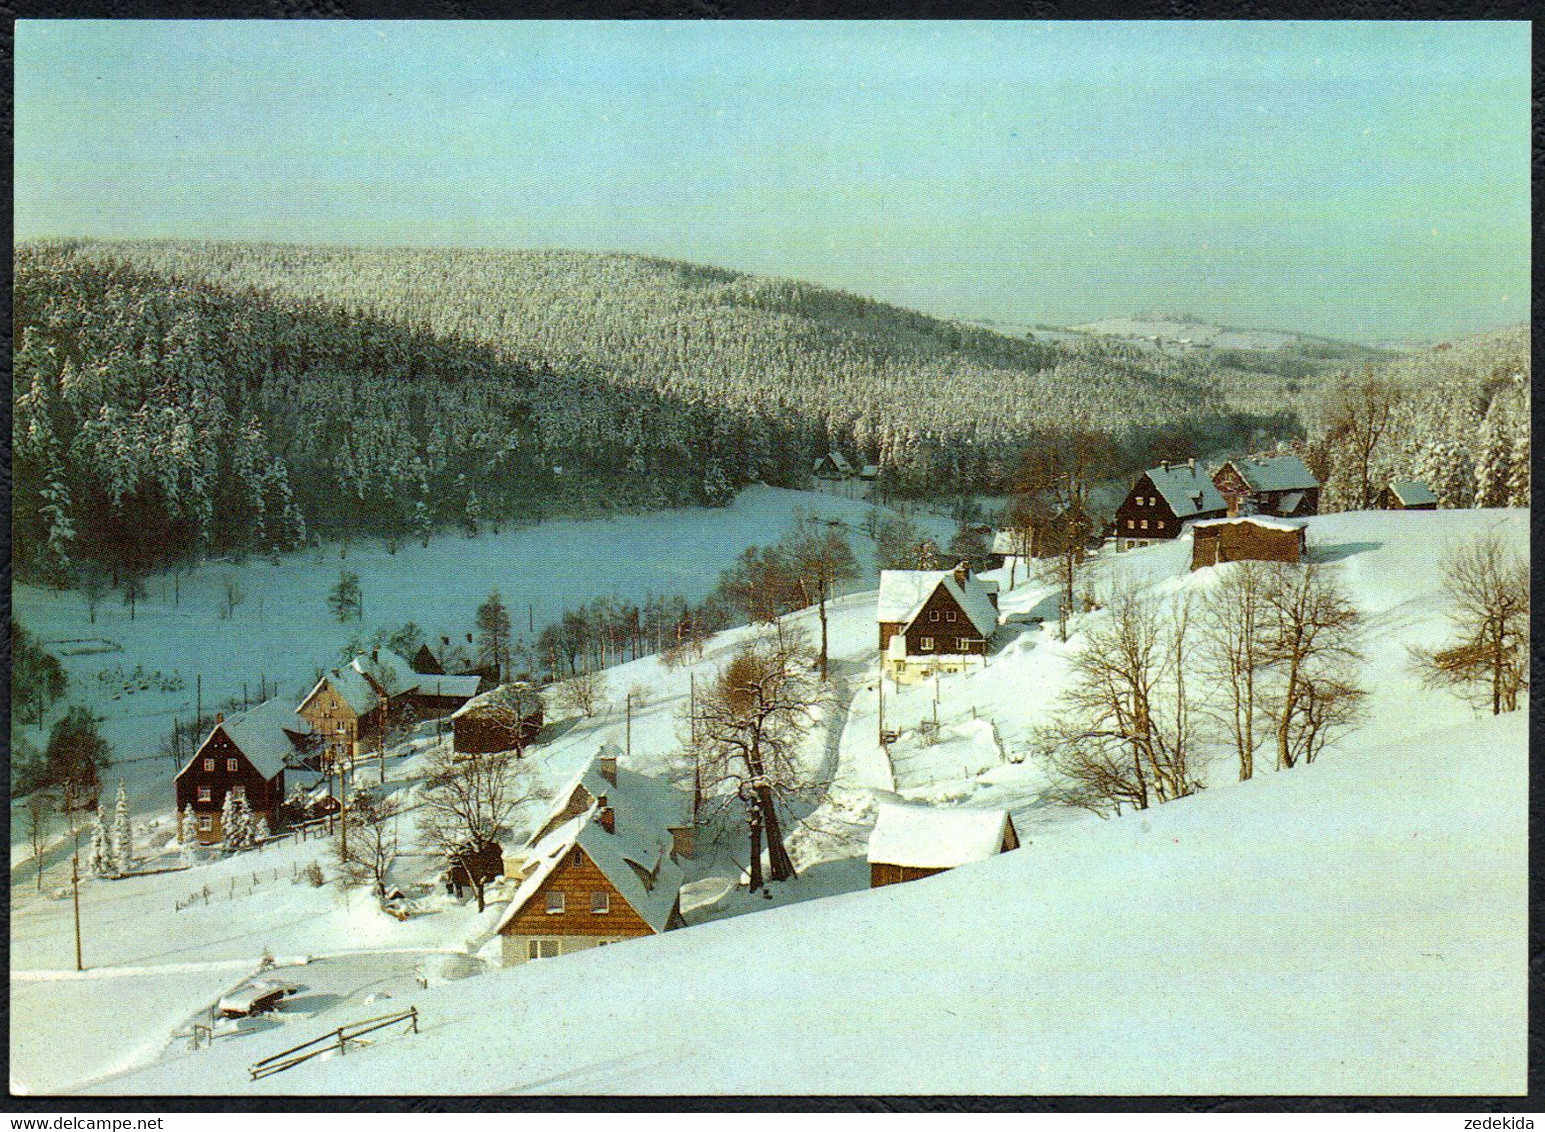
[1113,459,1228,550]
[175,699,316,843]
[493,744,690,965]
[297,649,480,766]
[1212,454,1320,518]
[877,563,1000,681]
[1189,515,1307,570]
[868,801,1019,887]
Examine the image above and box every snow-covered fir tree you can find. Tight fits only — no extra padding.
[109,781,133,876]
[87,808,112,877]
[179,805,199,864]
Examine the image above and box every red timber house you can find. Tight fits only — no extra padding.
[296,648,481,766]
[493,743,692,965]
[1212,454,1321,518]
[876,562,1000,681]
[1113,459,1228,550]
[175,699,317,843]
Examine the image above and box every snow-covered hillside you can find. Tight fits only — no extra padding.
[17,509,1527,1095]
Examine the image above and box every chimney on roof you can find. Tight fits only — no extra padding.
[370,648,379,664]
[1160,459,1170,472]
[1187,457,1196,473]
[598,749,617,785]
[597,805,615,834]
[215,712,224,724]
[952,561,969,585]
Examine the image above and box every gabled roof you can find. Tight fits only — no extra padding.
[299,665,382,718]
[415,674,483,700]
[180,698,312,781]
[876,570,999,638]
[868,801,1014,869]
[351,649,419,698]
[1389,480,1437,506]
[1225,454,1319,493]
[1144,463,1227,519]
[451,682,542,721]
[821,451,853,473]
[495,747,689,937]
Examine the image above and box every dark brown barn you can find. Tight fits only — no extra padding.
[1190,516,1307,570]
[411,644,446,675]
[1212,454,1320,518]
[877,563,1000,679]
[175,699,315,843]
[451,685,546,756]
[1113,460,1228,550]
[868,801,1019,887]
[1380,481,1438,510]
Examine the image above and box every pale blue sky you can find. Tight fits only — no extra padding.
[14,20,1531,344]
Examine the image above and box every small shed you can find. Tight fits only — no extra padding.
[868,801,1019,887]
[812,452,854,480]
[1190,516,1307,570]
[1381,481,1438,511]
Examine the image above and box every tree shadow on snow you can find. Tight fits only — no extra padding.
[1308,541,1382,563]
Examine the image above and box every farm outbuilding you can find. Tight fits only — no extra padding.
[1381,481,1438,510]
[1189,516,1307,570]
[868,801,1019,887]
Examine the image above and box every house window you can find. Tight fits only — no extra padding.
[592,891,610,914]
[1126,520,1135,530]
[527,939,561,960]
[920,636,935,651]
[232,786,245,802]
[336,723,347,733]
[1150,496,1157,507]
[572,848,583,866]
[929,610,940,622]
[946,610,957,622]
[204,758,214,772]
[1140,520,1148,530]
[198,787,212,802]
[227,758,239,772]
[197,815,213,832]
[546,891,566,914]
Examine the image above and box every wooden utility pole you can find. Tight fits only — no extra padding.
[71,854,83,971]
[625,693,632,759]
[877,670,886,746]
[196,674,202,727]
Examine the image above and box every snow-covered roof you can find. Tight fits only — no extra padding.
[415,674,483,700]
[867,802,1014,869]
[822,452,853,473]
[1226,454,1319,493]
[450,682,541,720]
[1277,492,1305,514]
[350,649,418,698]
[1389,480,1438,506]
[876,570,999,639]
[495,749,689,937]
[1145,463,1227,519]
[859,464,880,478]
[182,698,313,781]
[1190,515,1308,534]
[313,665,382,717]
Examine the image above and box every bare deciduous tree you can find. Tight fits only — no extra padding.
[1319,373,1405,511]
[687,631,823,891]
[1412,532,1529,715]
[1260,563,1365,769]
[418,745,531,912]
[27,791,53,892]
[336,788,401,902]
[1197,561,1272,780]
[781,513,859,681]
[1040,584,1197,817]
[554,669,608,718]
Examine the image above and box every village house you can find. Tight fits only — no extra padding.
[493,743,690,965]
[175,699,317,843]
[1212,454,1321,518]
[451,684,546,756]
[867,800,1019,887]
[297,648,480,766]
[1189,515,1307,570]
[877,562,1000,680]
[1112,459,1228,550]
[1381,480,1438,511]
[812,451,855,480]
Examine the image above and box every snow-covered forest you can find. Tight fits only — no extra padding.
[13,239,1298,583]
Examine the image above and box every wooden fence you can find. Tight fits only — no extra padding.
[248,1007,419,1081]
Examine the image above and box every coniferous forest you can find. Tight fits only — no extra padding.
[11,238,1523,586]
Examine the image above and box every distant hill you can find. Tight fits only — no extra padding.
[13,240,1294,579]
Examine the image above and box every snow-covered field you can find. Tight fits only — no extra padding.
[10,486,949,859]
[12,508,1527,1095]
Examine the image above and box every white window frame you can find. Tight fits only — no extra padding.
[591,891,610,914]
[527,938,561,960]
[946,610,956,622]
[197,787,212,802]
[1126,519,1135,530]
[545,890,566,914]
[920,636,935,651]
[197,815,213,832]
[226,758,239,772]
[928,609,940,622]
[1140,520,1148,530]
[204,758,215,772]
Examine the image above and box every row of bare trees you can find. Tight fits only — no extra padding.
[1042,562,1367,816]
